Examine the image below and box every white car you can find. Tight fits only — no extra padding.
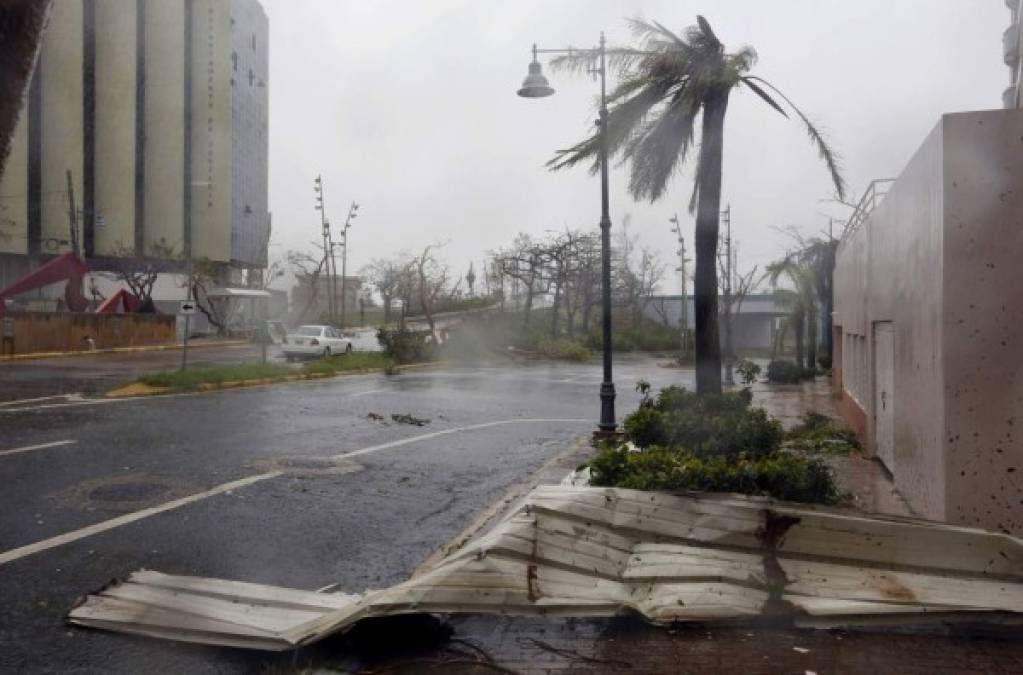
[282,325,353,360]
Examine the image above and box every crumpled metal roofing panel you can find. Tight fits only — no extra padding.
[68,486,1023,651]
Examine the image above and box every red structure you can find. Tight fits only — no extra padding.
[0,253,89,313]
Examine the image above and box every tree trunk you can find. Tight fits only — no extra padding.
[793,307,805,369]
[693,94,728,395]
[523,282,534,328]
[807,305,818,371]
[550,272,561,338]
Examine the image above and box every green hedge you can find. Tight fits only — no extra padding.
[589,446,840,505]
[622,386,782,461]
[601,383,841,505]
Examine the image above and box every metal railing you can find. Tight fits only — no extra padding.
[840,178,896,242]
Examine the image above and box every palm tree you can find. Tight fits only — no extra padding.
[795,237,838,367]
[767,257,817,369]
[547,16,845,394]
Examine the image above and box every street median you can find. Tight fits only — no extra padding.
[107,352,419,397]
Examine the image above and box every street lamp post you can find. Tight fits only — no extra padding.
[314,175,336,324]
[518,35,617,436]
[669,214,690,354]
[337,201,359,328]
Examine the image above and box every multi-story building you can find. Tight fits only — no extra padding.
[0,0,269,290]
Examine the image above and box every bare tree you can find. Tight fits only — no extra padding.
[189,257,232,334]
[494,234,547,328]
[719,253,760,364]
[363,257,408,323]
[412,245,451,340]
[286,249,328,323]
[102,240,179,309]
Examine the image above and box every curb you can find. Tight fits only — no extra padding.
[0,340,251,364]
[106,360,445,398]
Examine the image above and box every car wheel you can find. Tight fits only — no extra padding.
[323,347,331,357]
[346,343,353,354]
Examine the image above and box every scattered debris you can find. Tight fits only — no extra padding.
[793,646,810,654]
[68,486,1023,651]
[391,413,430,426]
[366,412,385,422]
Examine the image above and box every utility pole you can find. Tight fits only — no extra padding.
[720,204,735,386]
[314,175,335,324]
[66,170,79,257]
[181,256,192,371]
[669,214,690,354]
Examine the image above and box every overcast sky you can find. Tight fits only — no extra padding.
[262,0,1008,294]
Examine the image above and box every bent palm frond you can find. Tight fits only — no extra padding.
[743,76,846,201]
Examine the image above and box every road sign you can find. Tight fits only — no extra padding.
[178,300,197,316]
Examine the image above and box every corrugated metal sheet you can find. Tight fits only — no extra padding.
[68,486,1023,651]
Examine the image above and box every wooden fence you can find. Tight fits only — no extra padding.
[1,311,176,356]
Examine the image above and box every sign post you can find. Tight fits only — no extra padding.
[179,299,197,370]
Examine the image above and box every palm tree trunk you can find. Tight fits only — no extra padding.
[793,307,805,369]
[693,94,728,395]
[807,306,818,371]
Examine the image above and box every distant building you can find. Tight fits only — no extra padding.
[290,275,362,324]
[0,0,269,290]
[641,293,789,352]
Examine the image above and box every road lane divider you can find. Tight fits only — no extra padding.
[0,439,77,458]
[0,418,590,566]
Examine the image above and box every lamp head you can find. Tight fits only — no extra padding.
[517,45,554,98]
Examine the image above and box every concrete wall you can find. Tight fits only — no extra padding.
[39,1,83,255]
[144,0,186,256]
[229,0,269,267]
[93,0,137,257]
[941,110,1023,532]
[2,311,175,355]
[190,0,233,263]
[0,113,27,255]
[834,108,1023,533]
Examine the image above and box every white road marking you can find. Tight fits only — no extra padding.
[0,397,148,413]
[333,418,590,460]
[0,394,80,408]
[0,471,283,566]
[0,439,77,458]
[0,418,590,566]
[345,389,385,398]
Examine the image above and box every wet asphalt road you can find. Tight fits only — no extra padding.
[0,354,689,673]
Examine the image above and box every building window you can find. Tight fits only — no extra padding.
[252,34,256,51]
[231,51,237,71]
[248,69,253,86]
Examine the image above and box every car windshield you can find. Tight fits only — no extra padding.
[292,326,323,337]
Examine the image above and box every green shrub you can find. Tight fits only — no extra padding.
[589,445,840,505]
[736,359,762,385]
[622,406,665,448]
[536,338,590,362]
[766,359,815,383]
[377,327,433,363]
[621,386,782,460]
